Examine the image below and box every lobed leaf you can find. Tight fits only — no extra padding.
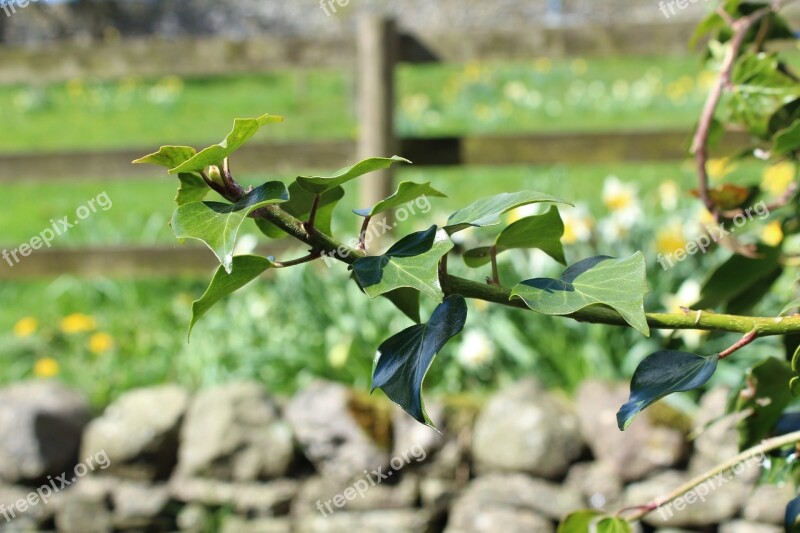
[190,255,273,338]
[169,113,283,174]
[175,173,210,207]
[354,181,446,217]
[372,295,467,426]
[617,350,719,430]
[352,225,453,302]
[296,156,411,194]
[172,181,289,273]
[511,253,650,336]
[133,145,197,169]
[445,190,571,234]
[464,206,566,268]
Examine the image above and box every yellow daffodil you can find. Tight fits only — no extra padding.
[13,317,37,338]
[659,181,680,211]
[60,313,97,334]
[88,332,114,354]
[34,358,59,378]
[707,158,736,182]
[761,221,784,247]
[602,176,638,212]
[656,223,688,256]
[762,162,796,197]
[464,62,482,81]
[561,204,594,245]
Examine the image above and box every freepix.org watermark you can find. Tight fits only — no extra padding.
[1,0,40,18]
[320,194,433,266]
[2,191,112,268]
[315,444,427,518]
[656,450,765,520]
[319,0,350,17]
[659,0,711,19]
[0,450,110,522]
[656,201,769,271]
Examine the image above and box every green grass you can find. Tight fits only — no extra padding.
[0,55,724,154]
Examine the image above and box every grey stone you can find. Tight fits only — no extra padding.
[176,503,210,532]
[564,461,623,511]
[0,381,89,484]
[392,402,446,460]
[177,382,293,481]
[690,388,739,473]
[81,384,189,480]
[296,509,436,533]
[111,480,171,528]
[419,478,459,511]
[0,482,54,524]
[54,491,112,533]
[719,521,782,533]
[449,473,583,523]
[576,380,686,481]
[472,379,582,478]
[743,483,796,525]
[294,474,418,515]
[285,381,389,482]
[623,469,754,528]
[446,505,553,533]
[170,477,298,515]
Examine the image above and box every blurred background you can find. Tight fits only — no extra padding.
[1,2,800,530]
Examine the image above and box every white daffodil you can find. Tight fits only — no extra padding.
[457,330,496,369]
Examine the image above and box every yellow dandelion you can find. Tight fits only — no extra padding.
[88,332,114,355]
[762,162,796,197]
[761,221,784,247]
[34,358,59,378]
[656,224,688,256]
[161,75,184,93]
[665,82,686,103]
[697,70,717,91]
[570,58,588,76]
[677,75,695,93]
[60,313,97,334]
[464,62,482,81]
[534,57,552,74]
[707,158,736,182]
[13,317,37,338]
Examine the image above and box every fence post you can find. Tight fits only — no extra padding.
[357,15,398,243]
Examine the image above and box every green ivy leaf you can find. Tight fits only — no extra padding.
[786,494,800,533]
[780,299,800,316]
[190,255,273,338]
[175,173,209,207]
[354,181,447,217]
[296,156,411,194]
[696,244,781,313]
[171,182,289,273]
[168,113,283,174]
[382,288,422,324]
[464,206,566,268]
[617,350,719,430]
[445,190,571,234]
[256,182,344,238]
[774,119,800,154]
[372,295,467,426]
[352,226,453,302]
[511,253,650,336]
[736,357,794,448]
[132,145,197,168]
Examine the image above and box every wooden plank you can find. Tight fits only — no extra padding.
[0,244,291,280]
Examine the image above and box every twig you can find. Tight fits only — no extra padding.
[221,158,245,198]
[622,429,800,522]
[200,170,227,197]
[306,194,321,231]
[358,216,372,252]
[489,246,500,285]
[273,250,322,268]
[718,329,759,359]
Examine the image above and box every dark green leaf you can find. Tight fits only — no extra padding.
[169,113,283,174]
[445,191,572,234]
[382,288,422,323]
[175,173,209,206]
[511,253,650,336]
[774,119,800,154]
[736,357,794,448]
[256,183,344,238]
[296,156,410,194]
[352,226,453,302]
[617,350,719,430]
[372,295,467,426]
[464,206,566,267]
[785,494,800,533]
[354,181,446,217]
[190,255,273,338]
[782,300,800,316]
[172,181,289,273]
[696,245,782,311]
[132,145,197,168]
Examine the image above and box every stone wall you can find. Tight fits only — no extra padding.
[0,378,786,533]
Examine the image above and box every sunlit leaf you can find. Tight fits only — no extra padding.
[169,113,283,174]
[296,156,410,194]
[372,295,467,426]
[171,181,289,273]
[511,253,650,336]
[132,145,197,168]
[354,181,446,218]
[175,173,209,207]
[617,350,719,430]
[352,226,453,302]
[190,255,273,338]
[774,119,800,154]
[445,191,571,234]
